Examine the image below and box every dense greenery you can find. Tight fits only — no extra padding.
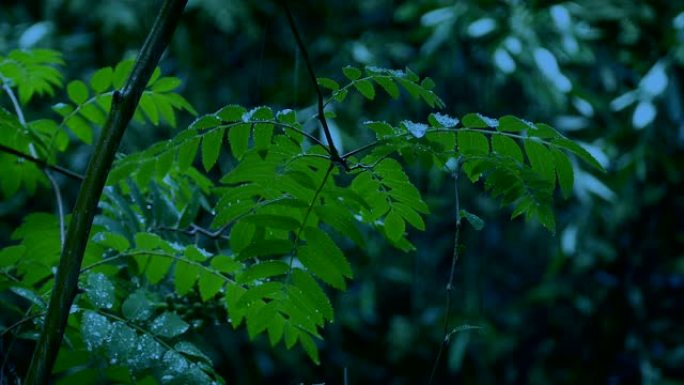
[1,1,682,384]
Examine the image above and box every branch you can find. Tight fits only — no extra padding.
[23,1,188,384]
[428,159,462,385]
[280,1,345,168]
[0,144,83,181]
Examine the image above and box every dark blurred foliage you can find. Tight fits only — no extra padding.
[1,0,683,384]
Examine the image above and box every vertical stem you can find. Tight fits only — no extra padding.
[428,159,462,385]
[23,1,188,384]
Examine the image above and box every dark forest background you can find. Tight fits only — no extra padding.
[1,0,683,384]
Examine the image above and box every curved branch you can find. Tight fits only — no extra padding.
[280,1,345,168]
[23,1,188,384]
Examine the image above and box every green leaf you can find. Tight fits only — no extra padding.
[354,79,375,99]
[238,239,292,261]
[317,77,339,91]
[65,114,92,143]
[139,93,159,125]
[391,202,425,231]
[298,227,352,289]
[89,67,113,93]
[460,209,485,230]
[240,214,301,231]
[267,313,286,346]
[334,89,349,102]
[10,287,46,309]
[112,59,134,89]
[151,76,182,92]
[254,122,274,150]
[190,114,221,130]
[342,66,361,80]
[373,77,399,98]
[198,270,225,301]
[364,121,394,138]
[536,204,556,233]
[551,138,606,172]
[276,109,297,124]
[91,232,130,252]
[284,323,298,348]
[145,254,174,284]
[210,255,242,273]
[135,232,166,250]
[154,94,177,127]
[0,245,25,267]
[230,221,255,253]
[246,301,277,339]
[122,289,153,321]
[457,131,489,156]
[533,123,562,139]
[217,104,247,122]
[374,159,429,213]
[249,107,274,150]
[155,150,174,177]
[396,78,422,99]
[402,120,428,138]
[177,136,200,170]
[81,311,110,351]
[524,139,555,183]
[461,113,498,128]
[491,134,523,163]
[142,67,160,88]
[52,102,74,117]
[384,210,405,241]
[237,261,289,283]
[67,80,88,104]
[83,273,115,309]
[225,283,247,327]
[420,76,435,89]
[551,147,574,198]
[79,102,107,126]
[174,341,212,365]
[151,311,189,338]
[201,127,225,171]
[299,333,320,364]
[211,196,254,228]
[174,260,199,295]
[107,322,137,365]
[314,203,365,246]
[428,112,459,128]
[228,123,251,160]
[292,269,333,321]
[498,115,533,132]
[237,282,283,307]
[184,245,209,262]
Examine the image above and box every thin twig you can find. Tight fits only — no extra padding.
[2,82,70,245]
[45,170,66,246]
[2,83,26,124]
[280,1,344,167]
[222,120,327,149]
[0,144,84,180]
[0,312,46,339]
[155,223,229,239]
[428,158,461,385]
[286,162,334,277]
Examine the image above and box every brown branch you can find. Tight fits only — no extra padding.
[23,1,188,384]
